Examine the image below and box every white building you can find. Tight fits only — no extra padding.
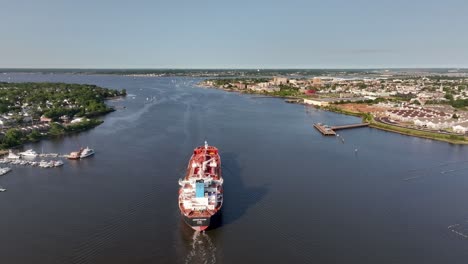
[452,125,467,134]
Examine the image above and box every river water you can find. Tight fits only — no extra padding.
[0,73,468,264]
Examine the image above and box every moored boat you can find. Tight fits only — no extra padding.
[178,141,223,231]
[7,150,20,160]
[67,149,82,160]
[80,147,95,159]
[0,167,12,176]
[39,160,49,168]
[53,160,64,167]
[18,149,38,158]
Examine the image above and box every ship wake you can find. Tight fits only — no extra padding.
[184,231,216,264]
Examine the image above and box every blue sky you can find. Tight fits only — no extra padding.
[0,0,467,68]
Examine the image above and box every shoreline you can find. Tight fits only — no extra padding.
[199,82,468,145]
[322,106,468,145]
[198,83,303,100]
[0,81,126,151]
[0,119,105,152]
[369,122,468,145]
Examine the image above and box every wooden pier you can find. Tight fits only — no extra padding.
[313,123,336,136]
[314,123,369,136]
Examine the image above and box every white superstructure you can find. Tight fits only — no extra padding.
[80,147,95,158]
[18,149,38,158]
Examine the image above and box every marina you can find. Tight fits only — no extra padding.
[0,158,65,168]
[0,147,95,171]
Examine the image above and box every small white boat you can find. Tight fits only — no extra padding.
[0,167,12,176]
[0,188,6,192]
[80,147,95,159]
[39,160,52,168]
[53,160,64,167]
[18,149,38,158]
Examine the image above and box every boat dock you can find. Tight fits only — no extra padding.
[314,123,369,136]
[285,99,302,103]
[313,123,337,135]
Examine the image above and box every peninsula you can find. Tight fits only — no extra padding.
[0,82,126,150]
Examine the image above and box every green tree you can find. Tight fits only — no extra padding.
[49,123,65,136]
[0,103,8,113]
[2,129,22,148]
[363,113,373,122]
[444,93,454,101]
[28,130,42,141]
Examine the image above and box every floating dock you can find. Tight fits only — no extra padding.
[314,123,369,136]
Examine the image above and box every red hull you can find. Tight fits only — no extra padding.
[178,142,223,231]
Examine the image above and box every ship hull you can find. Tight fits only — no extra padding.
[179,142,223,231]
[80,152,94,159]
[182,215,211,231]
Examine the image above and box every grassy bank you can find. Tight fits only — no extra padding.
[323,106,367,119]
[369,120,468,144]
[324,105,468,144]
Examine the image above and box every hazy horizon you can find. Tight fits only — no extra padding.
[1,67,467,70]
[1,0,467,68]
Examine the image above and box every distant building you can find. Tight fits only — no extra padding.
[23,115,33,122]
[312,77,322,87]
[60,115,70,122]
[273,77,289,85]
[234,83,247,89]
[40,115,52,123]
[257,82,270,88]
[303,99,330,106]
[71,117,88,124]
[364,96,377,100]
[452,125,467,134]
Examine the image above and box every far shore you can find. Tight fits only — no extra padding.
[198,82,468,145]
[322,106,468,145]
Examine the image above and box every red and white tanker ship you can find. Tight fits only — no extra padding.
[178,141,223,231]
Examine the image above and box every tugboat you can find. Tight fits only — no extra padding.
[178,141,223,231]
[67,149,82,160]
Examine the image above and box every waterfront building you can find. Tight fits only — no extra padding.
[234,83,247,89]
[273,77,289,85]
[40,115,52,123]
[303,99,330,106]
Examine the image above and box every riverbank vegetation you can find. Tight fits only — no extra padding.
[369,120,468,144]
[0,82,125,149]
[0,82,126,118]
[324,105,468,144]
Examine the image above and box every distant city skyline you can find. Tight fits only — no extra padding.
[1,0,467,68]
